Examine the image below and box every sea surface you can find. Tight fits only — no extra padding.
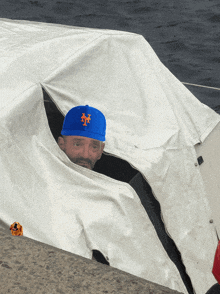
[0,0,220,111]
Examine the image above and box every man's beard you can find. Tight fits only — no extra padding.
[72,157,95,170]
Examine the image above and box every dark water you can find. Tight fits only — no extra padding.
[1,0,220,111]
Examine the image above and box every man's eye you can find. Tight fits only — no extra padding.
[92,145,99,149]
[74,143,81,147]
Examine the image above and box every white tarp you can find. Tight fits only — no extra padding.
[1,18,220,293]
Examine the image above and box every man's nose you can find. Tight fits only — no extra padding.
[79,145,91,157]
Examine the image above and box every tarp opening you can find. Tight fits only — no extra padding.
[43,86,139,182]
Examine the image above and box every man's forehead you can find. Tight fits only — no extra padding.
[66,136,100,144]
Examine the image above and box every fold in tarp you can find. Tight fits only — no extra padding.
[1,18,219,294]
[0,83,187,292]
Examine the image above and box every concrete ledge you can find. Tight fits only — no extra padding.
[0,228,183,294]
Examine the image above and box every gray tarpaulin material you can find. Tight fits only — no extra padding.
[1,18,219,294]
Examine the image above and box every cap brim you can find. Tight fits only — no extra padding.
[61,129,105,142]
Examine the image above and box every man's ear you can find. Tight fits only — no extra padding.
[58,136,65,151]
[101,142,105,152]
[97,142,105,160]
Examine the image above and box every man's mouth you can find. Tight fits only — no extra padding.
[79,162,88,166]
[77,161,90,167]
[72,158,93,169]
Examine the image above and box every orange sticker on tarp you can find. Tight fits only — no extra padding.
[10,222,23,236]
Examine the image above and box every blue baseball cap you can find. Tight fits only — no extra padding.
[61,105,106,141]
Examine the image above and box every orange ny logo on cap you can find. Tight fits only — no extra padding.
[81,113,91,126]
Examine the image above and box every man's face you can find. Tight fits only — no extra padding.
[58,136,105,170]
